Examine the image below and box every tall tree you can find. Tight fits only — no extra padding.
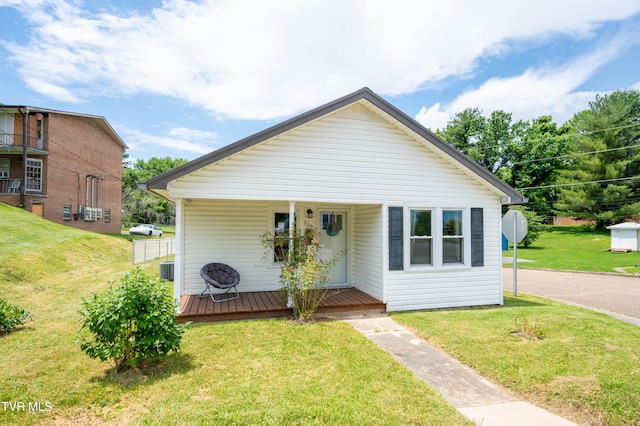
[554,89,640,229]
[122,156,188,225]
[506,116,572,216]
[438,110,569,217]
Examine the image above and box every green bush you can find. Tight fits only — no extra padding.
[0,298,31,334]
[77,268,183,371]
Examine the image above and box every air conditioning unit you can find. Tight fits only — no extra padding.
[84,207,94,221]
[160,261,174,281]
[84,207,100,221]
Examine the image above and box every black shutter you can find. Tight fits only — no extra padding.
[471,208,484,267]
[389,207,403,270]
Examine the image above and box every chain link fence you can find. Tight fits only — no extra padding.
[132,238,175,264]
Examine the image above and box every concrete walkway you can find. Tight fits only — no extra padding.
[343,314,578,426]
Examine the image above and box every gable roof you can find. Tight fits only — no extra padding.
[142,87,525,203]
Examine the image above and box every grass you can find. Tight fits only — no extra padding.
[4,203,640,425]
[506,226,640,273]
[0,203,467,425]
[392,295,640,426]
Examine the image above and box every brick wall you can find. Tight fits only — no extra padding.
[43,113,124,233]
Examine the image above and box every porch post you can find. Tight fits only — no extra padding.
[288,201,296,256]
[174,198,183,314]
[287,201,296,308]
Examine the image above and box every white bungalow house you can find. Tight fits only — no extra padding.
[142,88,526,313]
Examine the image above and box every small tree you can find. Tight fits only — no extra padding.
[262,227,345,322]
[77,268,183,372]
[0,298,31,335]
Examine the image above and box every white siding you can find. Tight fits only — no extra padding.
[174,103,507,310]
[352,205,384,300]
[384,199,504,311]
[182,200,282,295]
[169,104,501,205]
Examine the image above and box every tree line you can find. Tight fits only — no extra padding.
[122,89,640,229]
[437,89,640,229]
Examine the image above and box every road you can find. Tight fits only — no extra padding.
[503,267,640,324]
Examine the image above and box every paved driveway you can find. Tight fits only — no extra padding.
[503,268,640,323]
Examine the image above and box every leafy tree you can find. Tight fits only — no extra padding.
[438,110,570,218]
[554,90,640,229]
[122,156,188,225]
[437,108,517,175]
[506,116,572,217]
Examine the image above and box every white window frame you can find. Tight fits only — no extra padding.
[442,209,465,265]
[404,206,471,270]
[25,158,42,192]
[267,207,298,266]
[0,158,9,178]
[409,208,434,267]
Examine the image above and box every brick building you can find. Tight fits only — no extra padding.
[0,106,127,233]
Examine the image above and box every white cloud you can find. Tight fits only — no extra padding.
[416,25,640,129]
[117,125,219,157]
[2,0,640,120]
[415,103,451,132]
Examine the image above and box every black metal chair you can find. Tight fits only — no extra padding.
[199,263,240,303]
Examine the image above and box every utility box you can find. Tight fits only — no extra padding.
[160,261,175,281]
[606,222,640,252]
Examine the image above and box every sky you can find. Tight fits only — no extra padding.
[1,0,639,164]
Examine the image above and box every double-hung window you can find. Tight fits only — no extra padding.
[442,210,464,264]
[410,210,433,265]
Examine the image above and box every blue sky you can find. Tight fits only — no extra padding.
[1,0,639,163]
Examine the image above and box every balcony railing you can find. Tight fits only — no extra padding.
[0,178,22,194]
[0,133,42,149]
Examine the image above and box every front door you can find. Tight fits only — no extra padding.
[318,210,348,286]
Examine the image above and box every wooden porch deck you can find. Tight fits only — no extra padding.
[178,288,386,323]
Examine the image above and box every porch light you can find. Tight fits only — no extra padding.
[306,209,314,219]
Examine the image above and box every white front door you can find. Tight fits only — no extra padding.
[318,210,348,286]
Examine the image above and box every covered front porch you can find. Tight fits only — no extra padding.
[178,288,386,323]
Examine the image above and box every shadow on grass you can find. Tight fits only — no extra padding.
[91,351,196,389]
[407,296,546,315]
[502,295,547,308]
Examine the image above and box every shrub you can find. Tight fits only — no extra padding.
[0,298,31,334]
[77,268,183,372]
[262,227,345,322]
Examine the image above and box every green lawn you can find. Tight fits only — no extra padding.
[0,204,467,425]
[507,226,640,273]
[392,294,640,426]
[3,203,640,425]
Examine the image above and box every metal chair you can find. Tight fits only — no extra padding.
[199,263,240,303]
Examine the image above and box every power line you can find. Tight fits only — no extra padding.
[512,143,640,165]
[445,121,640,153]
[518,176,640,191]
